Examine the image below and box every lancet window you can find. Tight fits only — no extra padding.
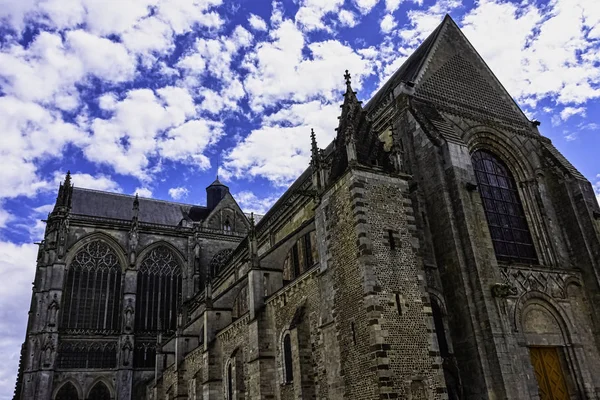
[135,245,182,333]
[60,240,122,333]
[283,333,294,383]
[282,230,318,283]
[472,150,537,264]
[210,248,233,278]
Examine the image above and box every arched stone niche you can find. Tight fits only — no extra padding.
[522,304,565,346]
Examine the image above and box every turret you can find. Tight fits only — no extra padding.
[206,178,229,210]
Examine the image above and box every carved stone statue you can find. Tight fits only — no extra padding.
[47,295,59,327]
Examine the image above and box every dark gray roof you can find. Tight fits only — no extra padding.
[364,16,446,112]
[70,187,204,226]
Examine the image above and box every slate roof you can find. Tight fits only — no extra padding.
[70,187,201,225]
[364,16,445,112]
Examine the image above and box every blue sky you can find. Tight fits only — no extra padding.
[0,0,599,397]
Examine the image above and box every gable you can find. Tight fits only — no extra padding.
[203,192,249,234]
[413,17,530,127]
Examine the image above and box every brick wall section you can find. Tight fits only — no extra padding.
[321,167,447,399]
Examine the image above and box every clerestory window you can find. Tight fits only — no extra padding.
[471,150,537,264]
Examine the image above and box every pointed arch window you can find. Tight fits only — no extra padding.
[283,333,293,384]
[55,382,79,400]
[227,362,233,400]
[135,245,182,333]
[87,382,111,400]
[472,150,537,264]
[210,248,233,278]
[60,241,122,333]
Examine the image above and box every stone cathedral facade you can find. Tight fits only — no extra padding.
[14,15,600,400]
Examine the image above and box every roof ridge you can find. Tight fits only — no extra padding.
[72,187,204,208]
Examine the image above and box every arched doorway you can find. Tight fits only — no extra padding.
[521,300,571,400]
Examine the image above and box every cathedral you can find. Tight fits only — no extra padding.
[14,15,600,400]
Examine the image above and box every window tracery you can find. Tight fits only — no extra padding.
[135,245,182,334]
[210,248,233,278]
[57,341,117,369]
[472,150,538,264]
[60,240,122,334]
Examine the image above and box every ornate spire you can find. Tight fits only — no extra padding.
[133,194,139,211]
[54,170,73,212]
[310,128,319,166]
[248,212,259,268]
[249,212,256,233]
[344,69,352,89]
[64,170,71,188]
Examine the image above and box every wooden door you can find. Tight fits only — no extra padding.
[529,347,569,400]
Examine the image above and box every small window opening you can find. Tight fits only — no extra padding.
[351,322,356,345]
[395,293,402,316]
[224,218,232,231]
[283,333,293,383]
[388,230,396,250]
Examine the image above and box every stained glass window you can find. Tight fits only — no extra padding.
[472,150,538,264]
[135,246,182,333]
[60,241,122,333]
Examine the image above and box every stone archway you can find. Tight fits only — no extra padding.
[518,297,578,400]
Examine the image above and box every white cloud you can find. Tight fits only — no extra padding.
[560,106,586,121]
[243,20,373,111]
[339,10,358,28]
[0,96,85,199]
[385,0,402,12]
[248,13,267,31]
[0,204,14,229]
[399,0,461,45]
[51,171,122,192]
[353,0,380,15]
[295,0,345,31]
[222,101,339,186]
[234,191,280,215]
[66,30,136,83]
[380,14,396,33]
[461,0,600,107]
[158,119,224,168]
[133,187,154,198]
[86,86,214,180]
[0,241,37,399]
[168,186,189,200]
